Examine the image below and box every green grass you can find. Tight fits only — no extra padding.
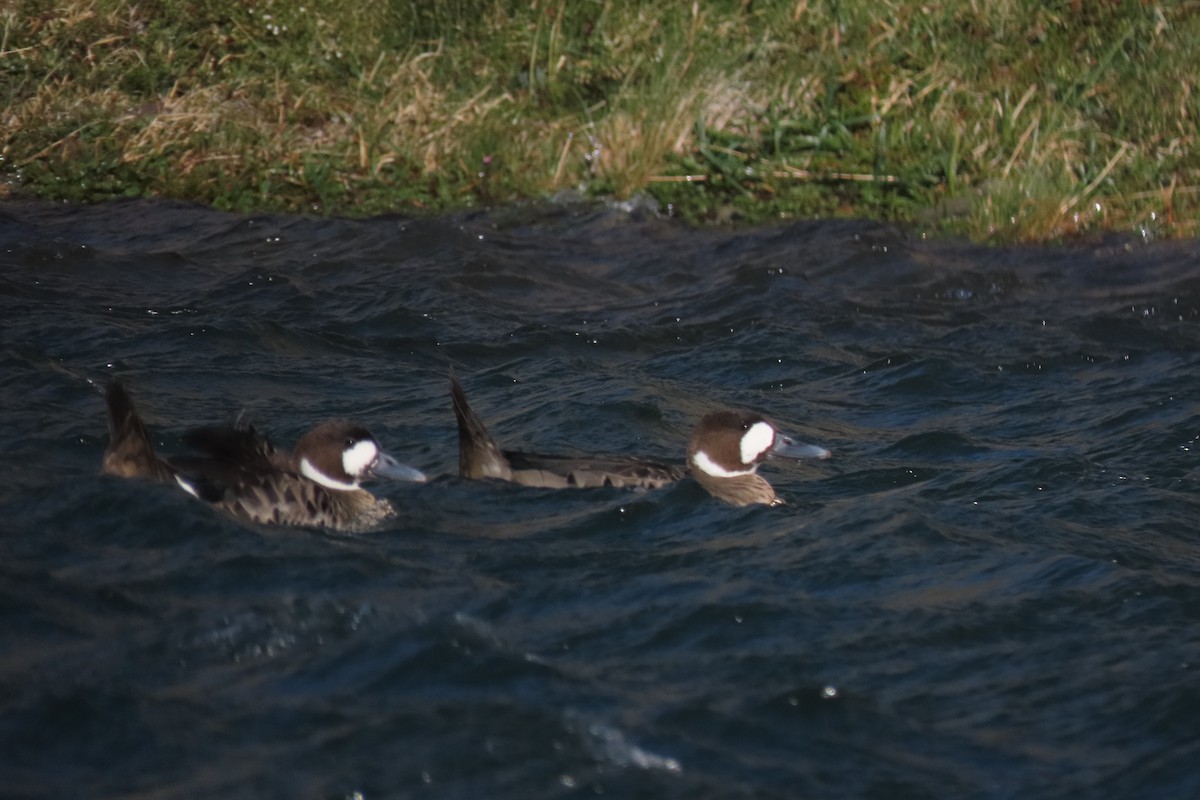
[2,0,1197,241]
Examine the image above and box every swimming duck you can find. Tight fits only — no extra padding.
[450,376,828,506]
[102,380,426,530]
[684,408,831,506]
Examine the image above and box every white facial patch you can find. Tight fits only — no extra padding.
[300,457,359,491]
[175,475,201,498]
[342,439,379,480]
[691,450,756,478]
[740,421,775,465]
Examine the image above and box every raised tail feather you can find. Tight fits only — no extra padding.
[102,380,175,482]
[449,375,513,480]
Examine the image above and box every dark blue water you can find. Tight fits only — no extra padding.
[1,198,1198,799]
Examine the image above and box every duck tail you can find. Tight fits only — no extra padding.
[102,380,174,482]
[449,375,513,480]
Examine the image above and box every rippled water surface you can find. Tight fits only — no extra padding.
[2,199,1199,799]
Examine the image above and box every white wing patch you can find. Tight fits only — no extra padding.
[691,450,756,478]
[740,421,775,465]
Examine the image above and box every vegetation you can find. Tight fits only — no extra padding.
[2,0,1197,241]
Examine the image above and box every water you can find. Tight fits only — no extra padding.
[1,198,1198,799]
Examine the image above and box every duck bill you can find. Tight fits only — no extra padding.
[770,435,831,461]
[371,452,428,483]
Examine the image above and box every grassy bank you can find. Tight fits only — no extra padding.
[2,1,1197,241]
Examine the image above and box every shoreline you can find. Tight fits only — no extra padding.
[3,1,1196,242]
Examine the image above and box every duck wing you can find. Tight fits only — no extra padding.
[168,423,282,504]
[179,422,277,465]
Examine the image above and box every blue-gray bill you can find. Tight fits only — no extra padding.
[770,436,831,461]
[370,453,427,483]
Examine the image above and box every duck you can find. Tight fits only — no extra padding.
[102,380,426,531]
[450,376,828,506]
[684,408,830,506]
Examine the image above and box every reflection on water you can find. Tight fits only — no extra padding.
[1,198,1199,799]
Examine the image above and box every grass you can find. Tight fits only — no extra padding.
[2,0,1197,241]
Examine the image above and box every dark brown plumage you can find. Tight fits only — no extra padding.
[101,381,420,531]
[451,376,829,507]
[450,375,684,490]
[686,410,784,507]
[689,464,782,507]
[102,380,176,483]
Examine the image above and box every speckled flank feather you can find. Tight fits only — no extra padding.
[691,469,782,507]
[505,452,684,489]
[448,376,830,504]
[216,472,394,532]
[102,381,402,532]
[451,376,685,490]
[172,421,398,532]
